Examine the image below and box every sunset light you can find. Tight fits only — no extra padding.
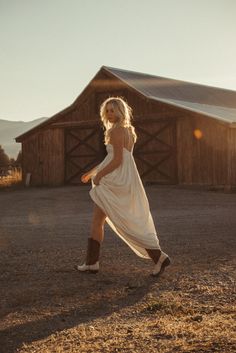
[193,129,203,139]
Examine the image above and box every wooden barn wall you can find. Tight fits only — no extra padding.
[40,128,64,185]
[177,112,229,185]
[22,133,40,185]
[228,128,236,186]
[22,128,64,186]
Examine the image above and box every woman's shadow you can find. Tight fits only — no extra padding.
[0,237,165,353]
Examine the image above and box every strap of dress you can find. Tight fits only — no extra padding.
[127,127,130,146]
[124,127,133,151]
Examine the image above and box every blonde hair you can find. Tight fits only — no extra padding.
[100,97,137,145]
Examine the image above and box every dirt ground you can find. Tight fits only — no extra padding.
[0,185,235,353]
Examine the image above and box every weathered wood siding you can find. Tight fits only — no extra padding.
[177,112,229,185]
[22,128,64,186]
[227,127,236,186]
[22,133,41,185]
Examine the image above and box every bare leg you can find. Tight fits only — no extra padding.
[76,203,106,271]
[90,203,107,242]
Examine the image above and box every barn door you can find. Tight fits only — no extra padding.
[65,123,106,184]
[134,118,177,184]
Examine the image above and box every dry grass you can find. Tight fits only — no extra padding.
[14,271,235,353]
[0,168,22,188]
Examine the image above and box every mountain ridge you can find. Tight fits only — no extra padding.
[0,117,48,158]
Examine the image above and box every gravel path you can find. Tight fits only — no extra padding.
[0,185,235,353]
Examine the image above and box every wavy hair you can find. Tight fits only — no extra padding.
[100,97,137,145]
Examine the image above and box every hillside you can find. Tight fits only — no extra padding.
[0,117,48,158]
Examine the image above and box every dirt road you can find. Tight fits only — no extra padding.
[0,185,235,352]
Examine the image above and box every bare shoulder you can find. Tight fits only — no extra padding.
[111,126,125,134]
[110,126,125,139]
[110,126,125,145]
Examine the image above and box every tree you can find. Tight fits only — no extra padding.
[0,145,10,167]
[9,157,16,166]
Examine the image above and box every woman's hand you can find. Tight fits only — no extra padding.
[81,172,91,183]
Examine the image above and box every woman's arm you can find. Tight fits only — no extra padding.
[81,164,99,183]
[93,127,124,184]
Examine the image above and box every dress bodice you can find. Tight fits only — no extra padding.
[106,143,133,154]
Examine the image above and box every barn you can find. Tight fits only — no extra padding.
[15,66,236,190]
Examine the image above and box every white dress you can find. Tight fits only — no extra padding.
[89,140,161,259]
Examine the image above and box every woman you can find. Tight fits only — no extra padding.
[76,97,170,276]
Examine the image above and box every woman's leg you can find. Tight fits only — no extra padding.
[90,203,107,242]
[76,204,107,272]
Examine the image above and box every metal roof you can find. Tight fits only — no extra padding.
[104,66,236,123]
[16,66,236,141]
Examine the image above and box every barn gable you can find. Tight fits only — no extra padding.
[15,66,236,189]
[16,66,236,142]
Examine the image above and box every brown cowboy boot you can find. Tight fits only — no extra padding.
[146,248,171,277]
[76,238,100,273]
[145,248,162,264]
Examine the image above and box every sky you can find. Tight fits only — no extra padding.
[1,0,236,122]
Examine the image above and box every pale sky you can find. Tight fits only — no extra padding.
[1,0,236,122]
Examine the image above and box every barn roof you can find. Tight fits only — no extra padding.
[16,66,236,142]
[104,66,236,124]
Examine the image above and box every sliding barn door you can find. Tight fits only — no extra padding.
[134,118,177,184]
[65,123,106,184]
